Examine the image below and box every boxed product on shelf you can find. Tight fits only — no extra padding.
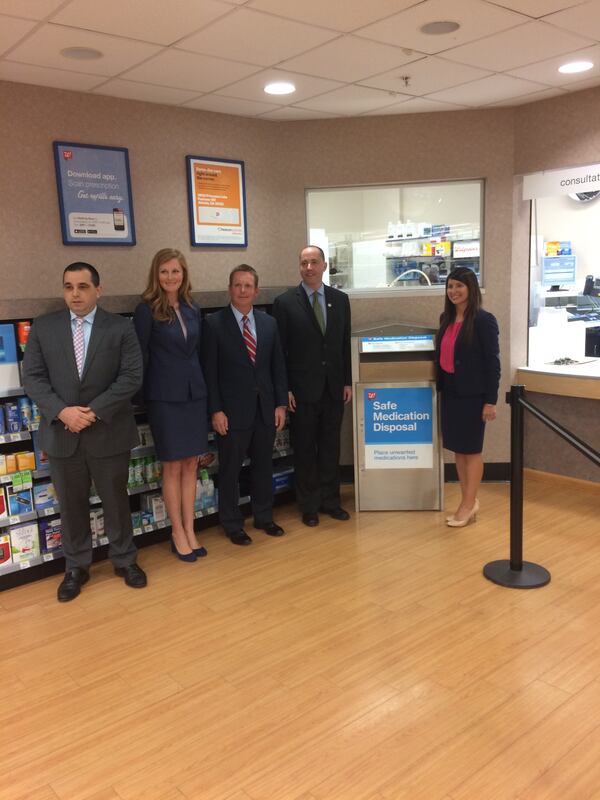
[31,431,49,471]
[17,397,33,430]
[6,485,34,516]
[38,517,62,554]
[273,470,294,492]
[140,492,166,522]
[15,451,35,471]
[9,521,40,563]
[3,401,21,433]
[130,510,142,530]
[4,453,17,474]
[0,486,7,520]
[136,423,154,446]
[195,470,215,511]
[16,320,30,354]
[33,481,58,511]
[90,509,104,543]
[0,324,20,391]
[0,532,11,566]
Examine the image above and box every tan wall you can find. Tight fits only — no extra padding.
[11,81,600,469]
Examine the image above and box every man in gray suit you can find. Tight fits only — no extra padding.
[23,262,146,601]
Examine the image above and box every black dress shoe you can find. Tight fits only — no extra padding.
[57,568,89,602]
[321,506,350,521]
[114,563,147,588]
[229,530,252,546]
[254,521,285,537]
[302,512,319,527]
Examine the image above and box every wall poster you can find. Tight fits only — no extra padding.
[186,155,247,247]
[53,141,136,246]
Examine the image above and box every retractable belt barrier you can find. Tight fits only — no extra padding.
[483,384,600,589]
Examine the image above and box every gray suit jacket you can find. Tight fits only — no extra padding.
[23,307,143,458]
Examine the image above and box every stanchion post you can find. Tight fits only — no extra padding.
[509,384,525,571]
[482,384,550,589]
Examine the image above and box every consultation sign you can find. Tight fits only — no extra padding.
[363,386,433,469]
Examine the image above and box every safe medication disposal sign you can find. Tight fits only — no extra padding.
[364,386,433,469]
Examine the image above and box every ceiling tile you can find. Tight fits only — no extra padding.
[92,78,201,105]
[0,60,105,90]
[427,73,549,105]
[246,0,418,33]
[259,106,341,120]
[544,0,600,40]
[356,0,529,55]
[218,68,343,104]
[487,86,568,106]
[122,49,260,93]
[296,84,405,114]
[52,0,234,46]
[278,35,419,82]
[177,8,337,66]
[490,0,586,15]
[507,43,600,85]
[182,94,280,116]
[359,55,491,95]
[442,20,594,71]
[5,23,162,75]
[0,15,36,55]
[361,96,468,114]
[0,0,65,19]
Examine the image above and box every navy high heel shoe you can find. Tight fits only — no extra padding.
[194,546,208,557]
[171,539,197,562]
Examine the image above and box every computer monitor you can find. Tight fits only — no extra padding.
[541,255,577,291]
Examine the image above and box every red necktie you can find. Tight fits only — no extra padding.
[242,315,256,364]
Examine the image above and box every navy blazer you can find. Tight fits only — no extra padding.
[436,309,500,405]
[202,306,288,430]
[133,301,207,403]
[272,283,352,404]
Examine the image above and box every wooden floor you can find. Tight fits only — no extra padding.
[2,470,600,800]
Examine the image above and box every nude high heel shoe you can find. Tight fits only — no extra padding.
[446,498,479,523]
[446,503,478,528]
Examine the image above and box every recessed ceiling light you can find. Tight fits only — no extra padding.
[264,81,296,96]
[558,60,593,74]
[61,46,103,60]
[420,20,460,35]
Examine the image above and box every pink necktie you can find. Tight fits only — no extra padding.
[242,315,256,365]
[73,317,85,377]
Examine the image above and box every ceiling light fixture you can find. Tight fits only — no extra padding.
[558,60,593,74]
[61,46,103,60]
[264,81,296,95]
[420,20,460,35]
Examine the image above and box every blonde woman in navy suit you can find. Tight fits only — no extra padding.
[436,266,500,528]
[134,249,209,561]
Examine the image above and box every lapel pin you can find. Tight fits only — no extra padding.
[327,303,332,308]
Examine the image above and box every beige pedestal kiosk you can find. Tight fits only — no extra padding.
[352,322,443,511]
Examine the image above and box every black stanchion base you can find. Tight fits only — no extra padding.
[483,560,551,589]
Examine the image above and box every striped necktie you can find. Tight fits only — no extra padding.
[242,315,256,364]
[311,291,325,334]
[73,317,85,377]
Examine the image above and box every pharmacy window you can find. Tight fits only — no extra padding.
[525,163,600,377]
[305,180,483,293]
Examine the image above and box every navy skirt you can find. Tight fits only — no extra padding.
[439,371,486,455]
[147,399,208,462]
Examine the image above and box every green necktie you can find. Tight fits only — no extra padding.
[312,291,325,334]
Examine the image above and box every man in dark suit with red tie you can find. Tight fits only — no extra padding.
[272,246,352,527]
[202,265,288,545]
[23,262,146,601]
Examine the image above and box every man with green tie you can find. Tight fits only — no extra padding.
[273,246,352,527]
